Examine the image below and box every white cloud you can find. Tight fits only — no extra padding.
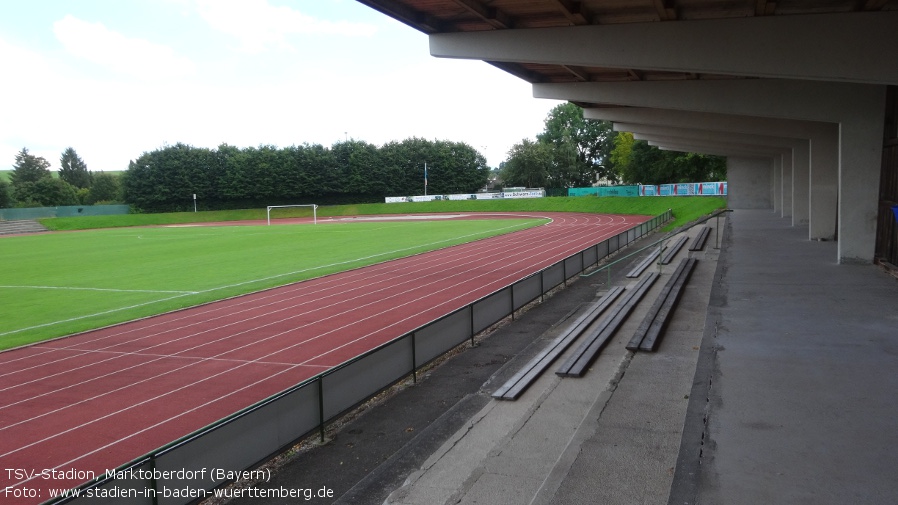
[0,38,68,168]
[52,15,195,79]
[194,0,377,53]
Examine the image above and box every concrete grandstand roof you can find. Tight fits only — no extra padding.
[356,0,898,92]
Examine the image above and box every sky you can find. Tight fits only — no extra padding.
[0,0,562,172]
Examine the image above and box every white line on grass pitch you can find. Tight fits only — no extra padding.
[0,294,194,338]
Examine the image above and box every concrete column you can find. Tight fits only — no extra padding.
[634,135,788,209]
[773,156,783,215]
[539,80,885,261]
[586,108,826,230]
[792,143,810,225]
[838,96,887,262]
[617,122,801,219]
[727,157,774,209]
[782,151,793,219]
[810,134,839,242]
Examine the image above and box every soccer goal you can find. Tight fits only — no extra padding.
[266,204,318,225]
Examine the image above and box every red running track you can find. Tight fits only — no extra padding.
[0,212,648,503]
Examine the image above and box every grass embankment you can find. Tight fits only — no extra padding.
[41,196,726,231]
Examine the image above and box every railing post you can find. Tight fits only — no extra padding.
[716,214,721,249]
[510,285,515,321]
[470,306,476,347]
[411,333,417,384]
[318,378,325,442]
[150,455,159,505]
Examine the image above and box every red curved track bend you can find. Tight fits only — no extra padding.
[0,212,649,503]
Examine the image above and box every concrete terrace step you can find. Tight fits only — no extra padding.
[0,219,49,236]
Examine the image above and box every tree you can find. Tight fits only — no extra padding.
[332,140,382,195]
[537,103,619,185]
[14,178,79,206]
[10,148,51,188]
[379,137,437,196]
[423,140,489,194]
[0,179,11,208]
[123,143,217,211]
[500,139,552,188]
[59,147,92,189]
[609,132,635,174]
[612,136,727,185]
[121,137,492,211]
[87,172,122,204]
[546,139,581,188]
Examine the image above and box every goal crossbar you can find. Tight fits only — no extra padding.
[267,204,318,225]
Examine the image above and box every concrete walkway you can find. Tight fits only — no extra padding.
[680,209,898,505]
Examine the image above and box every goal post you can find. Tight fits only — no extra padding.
[266,204,318,225]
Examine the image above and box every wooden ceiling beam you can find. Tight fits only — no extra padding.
[653,0,677,21]
[486,61,546,83]
[450,0,515,29]
[755,1,777,16]
[854,0,888,11]
[561,65,591,81]
[551,0,592,25]
[355,0,449,33]
[628,69,644,81]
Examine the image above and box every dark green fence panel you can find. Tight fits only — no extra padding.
[0,205,130,220]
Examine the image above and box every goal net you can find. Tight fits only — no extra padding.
[266,204,318,225]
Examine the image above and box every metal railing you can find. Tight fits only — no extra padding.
[47,210,672,505]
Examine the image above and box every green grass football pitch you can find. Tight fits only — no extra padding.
[0,218,546,350]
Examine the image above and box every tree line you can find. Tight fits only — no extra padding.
[122,138,488,212]
[3,103,725,212]
[1,147,122,209]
